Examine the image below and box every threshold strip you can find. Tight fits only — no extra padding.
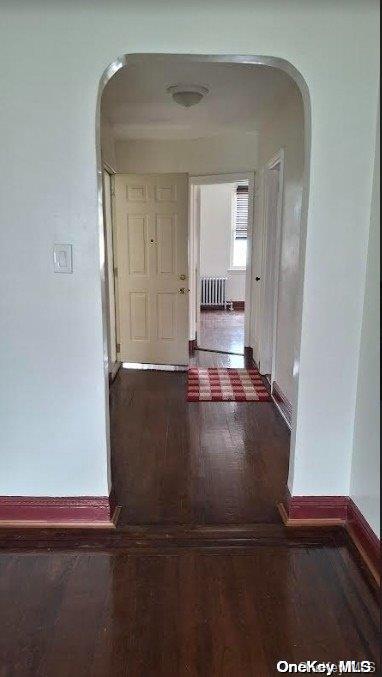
[195,348,244,357]
[122,362,188,372]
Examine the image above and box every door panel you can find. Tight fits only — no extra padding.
[114,173,189,365]
[129,292,149,340]
[127,215,148,275]
[156,215,177,275]
[157,292,177,340]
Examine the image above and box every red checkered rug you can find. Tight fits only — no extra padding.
[187,367,271,402]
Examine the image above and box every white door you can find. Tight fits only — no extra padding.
[259,167,281,375]
[114,173,189,365]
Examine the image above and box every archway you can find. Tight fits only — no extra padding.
[96,53,311,518]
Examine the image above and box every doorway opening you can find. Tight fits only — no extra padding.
[190,173,254,359]
[99,53,308,526]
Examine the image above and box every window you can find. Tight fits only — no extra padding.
[230,183,249,269]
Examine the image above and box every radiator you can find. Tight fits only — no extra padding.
[201,277,228,307]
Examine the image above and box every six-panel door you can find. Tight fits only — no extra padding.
[114,173,189,365]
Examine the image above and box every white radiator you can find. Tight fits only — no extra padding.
[201,277,228,307]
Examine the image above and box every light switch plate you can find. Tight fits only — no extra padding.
[53,244,73,273]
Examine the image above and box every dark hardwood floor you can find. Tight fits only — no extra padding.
[0,314,379,674]
[110,349,288,526]
[0,532,379,676]
[199,309,245,354]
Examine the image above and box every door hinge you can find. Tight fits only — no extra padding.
[116,342,121,354]
[113,267,118,278]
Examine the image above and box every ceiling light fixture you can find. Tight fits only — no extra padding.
[167,84,209,108]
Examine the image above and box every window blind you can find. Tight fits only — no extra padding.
[235,185,249,239]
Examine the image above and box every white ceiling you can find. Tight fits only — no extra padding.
[102,57,297,141]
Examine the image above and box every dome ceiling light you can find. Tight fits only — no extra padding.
[166,84,209,108]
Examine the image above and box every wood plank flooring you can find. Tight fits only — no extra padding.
[0,534,379,676]
[110,351,289,526]
[199,309,245,354]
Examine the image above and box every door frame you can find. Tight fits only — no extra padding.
[258,149,285,385]
[96,53,311,493]
[189,171,255,352]
[102,163,121,381]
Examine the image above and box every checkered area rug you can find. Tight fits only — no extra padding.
[187,367,272,402]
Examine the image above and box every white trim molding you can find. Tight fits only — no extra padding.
[258,148,285,385]
[189,171,255,347]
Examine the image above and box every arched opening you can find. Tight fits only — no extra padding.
[96,54,311,524]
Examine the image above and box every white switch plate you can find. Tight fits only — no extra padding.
[53,244,73,273]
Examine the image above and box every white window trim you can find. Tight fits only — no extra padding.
[229,183,247,271]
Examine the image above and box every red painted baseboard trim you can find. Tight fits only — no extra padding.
[279,491,380,583]
[285,494,348,522]
[0,494,120,529]
[347,498,380,580]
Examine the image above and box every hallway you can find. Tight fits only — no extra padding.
[110,348,288,526]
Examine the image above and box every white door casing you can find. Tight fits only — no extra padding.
[260,169,279,374]
[189,172,255,348]
[102,169,117,371]
[114,173,189,365]
[259,150,284,378]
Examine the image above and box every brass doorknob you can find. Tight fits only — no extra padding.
[178,287,190,294]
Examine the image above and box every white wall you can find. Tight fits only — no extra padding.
[252,87,304,406]
[228,273,246,303]
[0,0,379,503]
[115,132,258,175]
[200,184,246,302]
[101,117,117,170]
[349,110,380,537]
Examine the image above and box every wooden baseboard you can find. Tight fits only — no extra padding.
[243,346,253,365]
[0,495,120,529]
[200,301,244,311]
[278,502,346,527]
[272,381,292,428]
[279,491,380,584]
[281,493,348,522]
[346,499,380,584]
[243,348,271,393]
[201,305,224,311]
[243,346,258,366]
[189,339,197,355]
[109,361,122,384]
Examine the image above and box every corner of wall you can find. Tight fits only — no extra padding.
[348,99,380,537]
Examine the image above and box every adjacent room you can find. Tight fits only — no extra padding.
[198,179,249,355]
